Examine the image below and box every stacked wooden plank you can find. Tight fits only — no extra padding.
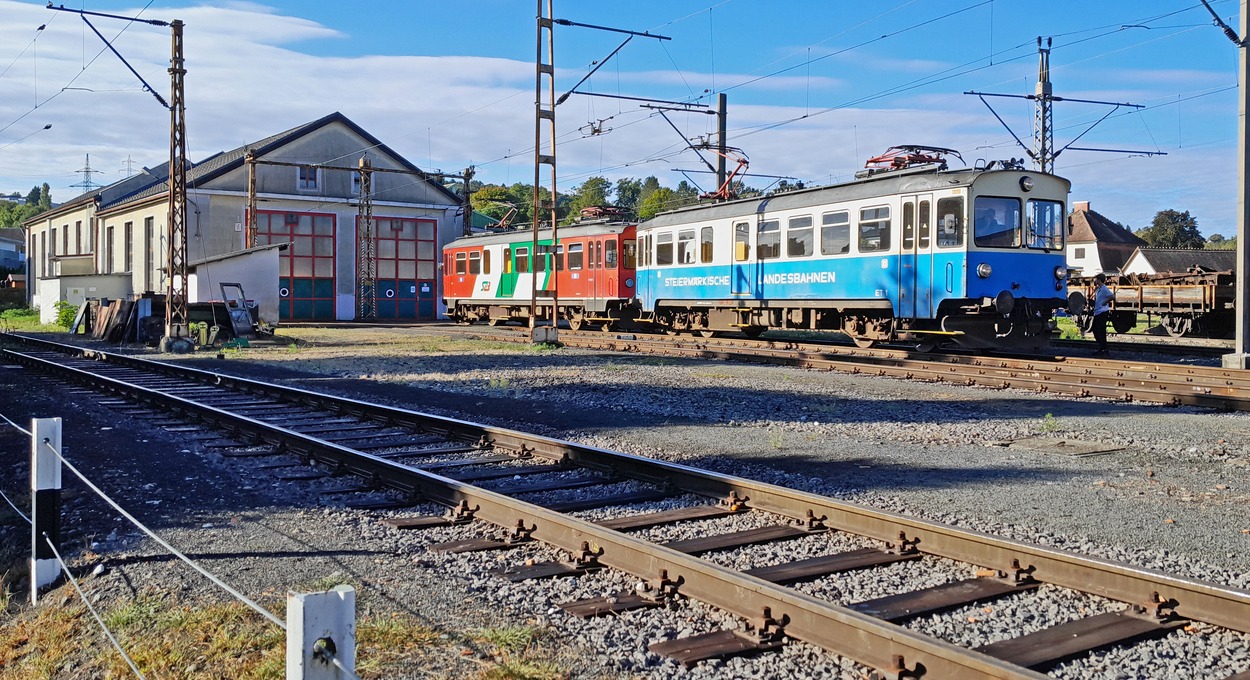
[90,299,138,343]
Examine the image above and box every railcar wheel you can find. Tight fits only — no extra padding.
[488,318,507,327]
[1162,315,1191,338]
[567,315,585,331]
[740,326,765,339]
[914,340,938,353]
[696,329,717,338]
[601,322,616,333]
[851,336,876,349]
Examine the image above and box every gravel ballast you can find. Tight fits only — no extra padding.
[2,326,1248,679]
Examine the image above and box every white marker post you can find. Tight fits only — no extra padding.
[286,585,356,680]
[30,417,62,604]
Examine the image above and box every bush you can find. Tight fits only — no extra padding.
[0,307,38,321]
[53,300,77,329]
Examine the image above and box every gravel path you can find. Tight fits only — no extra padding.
[3,325,1249,679]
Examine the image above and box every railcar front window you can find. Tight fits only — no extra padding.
[656,232,674,266]
[1026,199,1065,250]
[623,239,637,269]
[757,219,781,260]
[821,211,850,255]
[677,229,697,264]
[455,252,467,275]
[468,251,481,274]
[700,227,714,263]
[973,197,1021,248]
[787,215,814,258]
[858,206,891,252]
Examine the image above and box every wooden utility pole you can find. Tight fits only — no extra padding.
[462,166,475,237]
[245,150,257,249]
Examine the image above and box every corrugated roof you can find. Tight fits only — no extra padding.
[1130,247,1236,273]
[1069,204,1146,245]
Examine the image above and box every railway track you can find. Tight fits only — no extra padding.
[413,324,1250,412]
[5,332,1250,679]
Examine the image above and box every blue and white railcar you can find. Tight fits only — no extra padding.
[634,163,1071,348]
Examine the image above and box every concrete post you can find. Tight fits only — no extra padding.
[30,417,62,604]
[286,585,356,680]
[1227,0,1250,370]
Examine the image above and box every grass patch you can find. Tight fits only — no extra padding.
[473,626,566,680]
[0,307,62,333]
[0,584,456,680]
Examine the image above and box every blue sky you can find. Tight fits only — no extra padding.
[0,0,1243,236]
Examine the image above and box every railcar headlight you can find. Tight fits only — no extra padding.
[1019,176,1034,192]
[976,262,992,278]
[1054,265,1067,280]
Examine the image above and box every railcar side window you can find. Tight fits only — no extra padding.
[787,215,814,258]
[677,229,697,264]
[623,239,637,269]
[820,211,850,255]
[468,251,481,275]
[568,243,584,270]
[595,241,604,269]
[656,232,674,266]
[918,200,931,249]
[534,246,547,272]
[902,203,915,250]
[516,246,530,273]
[605,240,618,268]
[554,245,564,271]
[1026,199,1065,250]
[858,206,891,252]
[757,219,781,260]
[455,252,467,275]
[973,197,1021,248]
[936,197,964,247]
[700,227,714,263]
[734,222,750,262]
[483,249,491,274]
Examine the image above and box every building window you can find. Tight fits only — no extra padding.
[297,165,319,191]
[105,226,115,274]
[1074,247,1086,259]
[124,222,133,272]
[61,225,68,255]
[351,171,362,195]
[50,228,57,257]
[145,217,156,291]
[75,221,82,253]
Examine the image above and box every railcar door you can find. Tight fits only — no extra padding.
[500,246,516,297]
[731,221,753,297]
[899,194,935,318]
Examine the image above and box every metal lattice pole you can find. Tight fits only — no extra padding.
[1032,37,1054,174]
[356,157,376,320]
[532,0,559,339]
[245,150,257,249]
[165,19,189,343]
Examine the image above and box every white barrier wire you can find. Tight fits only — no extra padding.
[0,411,33,524]
[42,532,147,679]
[30,436,286,629]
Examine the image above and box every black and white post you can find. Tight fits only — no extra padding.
[30,417,62,604]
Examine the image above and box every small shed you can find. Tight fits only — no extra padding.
[5,274,25,289]
[1121,247,1236,276]
[186,242,289,328]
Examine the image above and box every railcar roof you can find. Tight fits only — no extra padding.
[640,166,1066,230]
[446,221,633,249]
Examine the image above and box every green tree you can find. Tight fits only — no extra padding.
[1135,209,1204,249]
[637,176,661,208]
[0,198,40,230]
[564,176,612,223]
[24,186,40,206]
[1205,233,1237,250]
[637,187,677,221]
[614,178,642,213]
[38,183,51,210]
